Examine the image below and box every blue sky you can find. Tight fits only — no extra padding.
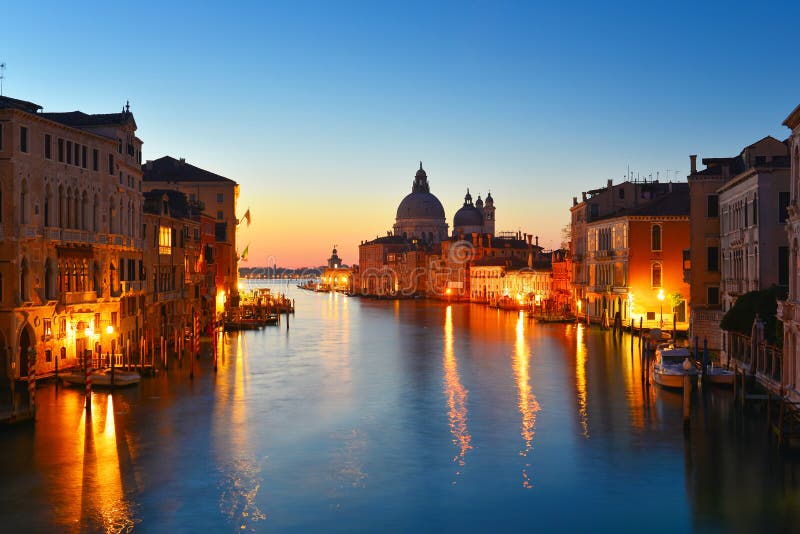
[2,1,798,265]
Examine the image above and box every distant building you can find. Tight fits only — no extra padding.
[322,246,353,292]
[778,104,800,401]
[142,156,239,317]
[452,189,495,237]
[393,163,449,243]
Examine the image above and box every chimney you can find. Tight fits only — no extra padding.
[179,157,186,164]
[582,192,587,201]
[689,154,697,174]
[573,196,577,206]
[607,179,612,189]
[535,235,539,247]
[526,234,532,245]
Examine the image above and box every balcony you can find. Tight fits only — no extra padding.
[156,289,181,302]
[61,291,97,305]
[44,227,61,241]
[19,224,39,239]
[723,279,744,294]
[62,229,93,244]
[120,280,144,294]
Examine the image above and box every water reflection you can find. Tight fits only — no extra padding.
[574,324,589,438]
[213,331,265,531]
[442,305,472,478]
[513,312,540,489]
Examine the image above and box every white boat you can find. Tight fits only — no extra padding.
[703,364,734,386]
[61,369,141,388]
[652,345,698,389]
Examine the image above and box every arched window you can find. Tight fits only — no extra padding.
[93,193,99,232]
[93,261,102,297]
[19,179,28,225]
[651,262,662,288]
[651,224,662,251]
[109,196,116,233]
[44,183,52,227]
[20,258,30,302]
[58,185,65,227]
[81,191,88,230]
[44,258,56,300]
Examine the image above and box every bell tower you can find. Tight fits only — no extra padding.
[484,192,495,235]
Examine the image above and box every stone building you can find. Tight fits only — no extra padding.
[688,137,790,351]
[393,163,449,243]
[142,156,239,316]
[0,95,144,379]
[142,190,203,349]
[717,137,790,313]
[778,104,800,401]
[584,184,690,329]
[570,179,689,325]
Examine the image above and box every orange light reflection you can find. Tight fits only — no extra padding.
[443,305,472,479]
[513,311,540,489]
[575,324,590,438]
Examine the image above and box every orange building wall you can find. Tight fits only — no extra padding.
[628,218,690,325]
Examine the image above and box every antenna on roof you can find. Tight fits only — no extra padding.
[0,62,6,96]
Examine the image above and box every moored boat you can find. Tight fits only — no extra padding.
[703,364,735,386]
[652,345,698,389]
[61,369,141,387]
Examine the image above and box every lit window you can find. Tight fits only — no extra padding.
[159,226,172,255]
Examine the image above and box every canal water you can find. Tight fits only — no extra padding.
[1,280,799,532]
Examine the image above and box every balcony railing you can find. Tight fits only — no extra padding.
[156,289,180,302]
[120,280,145,293]
[61,291,97,305]
[44,227,61,241]
[19,224,39,239]
[62,229,93,244]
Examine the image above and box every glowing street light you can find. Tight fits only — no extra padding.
[106,325,114,335]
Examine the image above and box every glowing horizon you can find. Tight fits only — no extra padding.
[4,1,797,267]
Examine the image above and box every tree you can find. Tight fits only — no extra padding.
[720,285,787,344]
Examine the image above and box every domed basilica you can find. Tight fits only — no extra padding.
[393,162,495,243]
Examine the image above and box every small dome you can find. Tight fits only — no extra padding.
[453,204,483,228]
[415,161,427,179]
[475,195,483,208]
[485,191,493,204]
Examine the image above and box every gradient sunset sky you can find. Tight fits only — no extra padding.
[3,1,799,267]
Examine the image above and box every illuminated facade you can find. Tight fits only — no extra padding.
[584,184,690,329]
[142,190,203,346]
[0,95,144,378]
[142,156,239,310]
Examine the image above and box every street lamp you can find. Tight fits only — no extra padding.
[657,289,665,328]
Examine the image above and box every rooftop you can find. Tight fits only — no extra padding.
[143,156,236,184]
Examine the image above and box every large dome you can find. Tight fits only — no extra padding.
[396,191,446,220]
[453,204,483,227]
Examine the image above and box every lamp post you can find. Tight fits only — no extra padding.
[657,289,665,328]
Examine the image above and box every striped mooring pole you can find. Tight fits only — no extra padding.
[28,349,36,416]
[85,355,92,413]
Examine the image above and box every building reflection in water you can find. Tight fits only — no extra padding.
[60,393,135,532]
[574,324,590,438]
[442,305,472,478]
[213,331,265,530]
[513,312,540,489]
